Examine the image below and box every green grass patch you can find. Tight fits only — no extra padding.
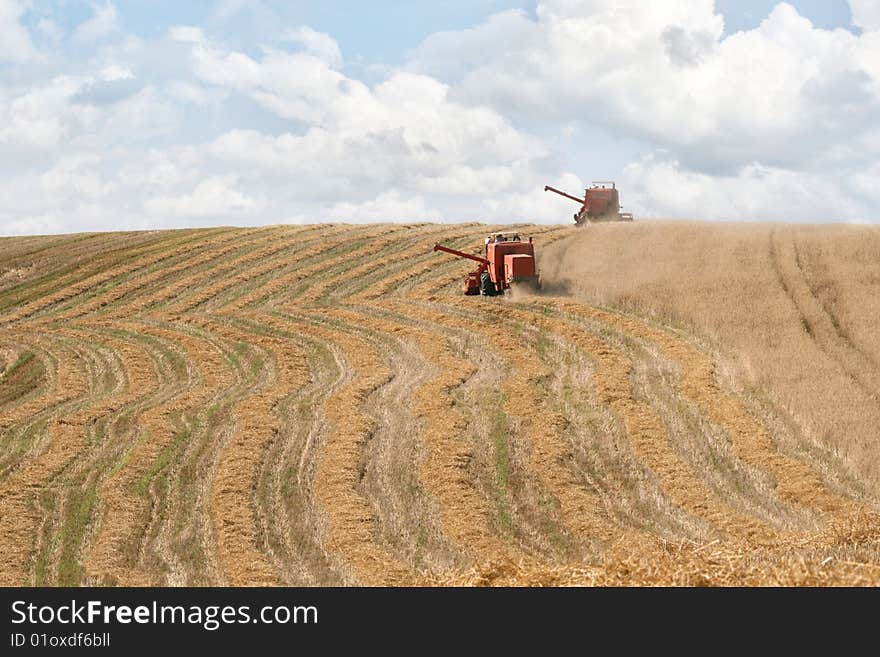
[491,406,514,536]
[226,341,250,370]
[533,333,552,361]
[57,484,98,586]
[0,419,48,476]
[0,352,45,407]
[4,350,35,374]
[134,427,193,498]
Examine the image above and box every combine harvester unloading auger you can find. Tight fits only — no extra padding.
[433,232,540,296]
[545,181,633,224]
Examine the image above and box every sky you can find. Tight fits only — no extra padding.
[1,0,879,236]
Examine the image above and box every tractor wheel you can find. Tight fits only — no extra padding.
[480,272,494,296]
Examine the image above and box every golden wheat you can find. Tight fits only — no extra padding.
[0,221,877,586]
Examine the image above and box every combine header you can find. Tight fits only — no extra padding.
[544,181,633,224]
[433,232,540,296]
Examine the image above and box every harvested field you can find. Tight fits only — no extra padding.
[0,221,878,586]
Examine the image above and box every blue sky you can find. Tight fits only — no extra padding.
[717,0,854,33]
[1,1,879,235]
[27,1,859,58]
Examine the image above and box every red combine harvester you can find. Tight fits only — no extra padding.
[433,232,540,296]
[544,181,633,224]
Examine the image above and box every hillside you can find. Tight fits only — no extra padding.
[0,221,878,586]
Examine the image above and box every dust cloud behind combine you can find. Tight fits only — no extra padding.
[0,221,878,586]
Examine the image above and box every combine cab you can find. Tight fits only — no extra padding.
[433,232,540,296]
[544,181,633,224]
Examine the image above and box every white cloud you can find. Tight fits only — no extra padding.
[850,0,880,32]
[97,86,178,139]
[850,162,880,206]
[39,153,111,202]
[408,10,536,81]
[315,190,443,223]
[0,0,34,61]
[145,175,261,219]
[114,148,200,193]
[406,1,880,221]
[0,77,85,151]
[0,27,565,235]
[622,156,869,222]
[189,37,552,203]
[0,66,175,156]
[210,0,251,23]
[35,17,63,45]
[286,26,342,68]
[166,80,216,105]
[487,172,587,224]
[411,1,880,173]
[99,64,134,81]
[3,2,880,235]
[73,2,119,44]
[168,25,206,45]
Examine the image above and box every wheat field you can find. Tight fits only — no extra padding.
[0,221,878,586]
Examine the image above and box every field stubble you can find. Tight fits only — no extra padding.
[1,221,878,586]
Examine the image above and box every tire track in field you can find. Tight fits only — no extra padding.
[539,303,791,540]
[793,236,880,395]
[80,226,294,319]
[274,227,505,569]
[412,298,692,547]
[294,224,472,306]
[324,225,489,301]
[237,225,425,313]
[321,304,500,569]
[0,232,169,311]
[0,233,104,264]
[0,337,49,417]
[418,294,871,584]
[297,230,525,566]
[0,234,112,294]
[93,225,334,320]
[141,322,263,585]
[0,342,69,474]
[769,231,880,400]
[224,317,343,584]
[389,302,593,558]
[198,318,311,586]
[1,230,208,323]
[0,338,121,479]
[50,228,274,322]
[174,224,340,314]
[0,338,120,585]
[250,225,482,576]
[217,239,365,313]
[150,226,341,315]
[177,232,428,584]
[166,224,387,315]
[82,322,225,585]
[129,322,237,584]
[561,301,863,522]
[32,326,175,585]
[200,231,459,580]
[408,237,790,545]
[246,311,415,584]
[0,230,232,324]
[293,323,409,584]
